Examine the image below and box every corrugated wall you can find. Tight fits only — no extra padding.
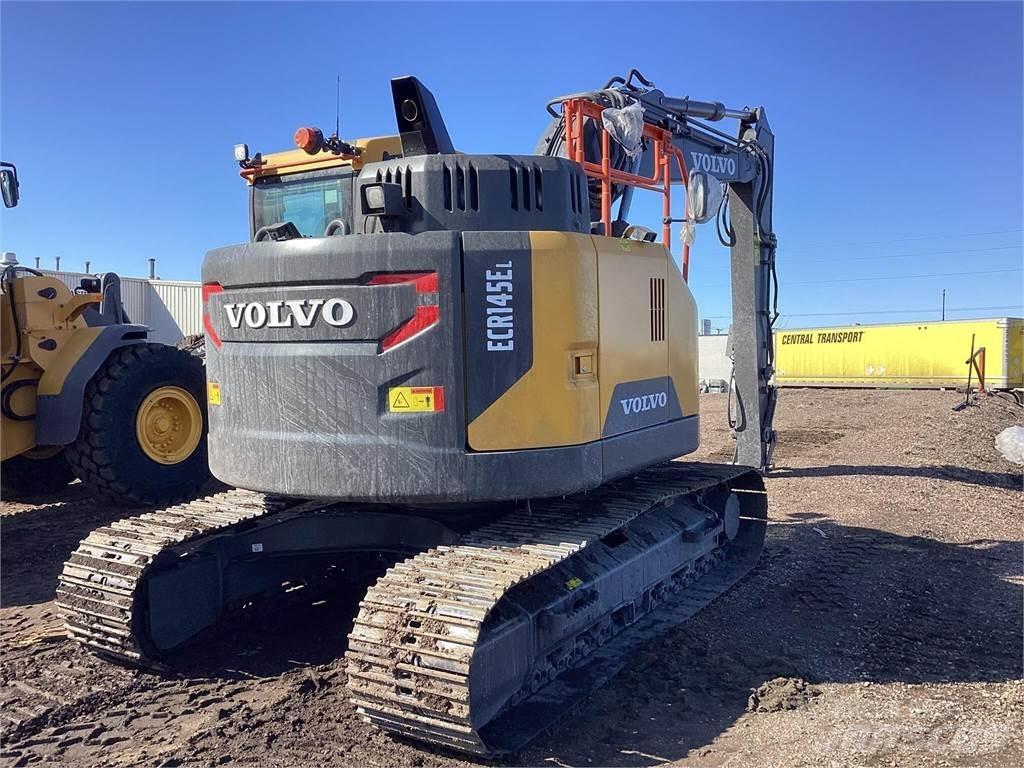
[148,281,203,340]
[120,278,149,328]
[40,269,90,294]
[775,318,1023,389]
[38,270,201,344]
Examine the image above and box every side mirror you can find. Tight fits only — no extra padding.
[686,169,723,224]
[0,164,19,209]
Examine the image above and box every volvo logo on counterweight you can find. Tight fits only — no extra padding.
[620,391,668,415]
[224,298,356,329]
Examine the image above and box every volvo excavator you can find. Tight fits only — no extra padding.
[58,71,779,755]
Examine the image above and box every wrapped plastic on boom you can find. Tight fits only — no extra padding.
[681,169,726,245]
[601,102,645,159]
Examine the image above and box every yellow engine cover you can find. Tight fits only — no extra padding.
[466,231,699,451]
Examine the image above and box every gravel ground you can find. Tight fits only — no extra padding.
[1,388,1021,767]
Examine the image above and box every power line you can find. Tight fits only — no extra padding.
[783,244,1022,265]
[781,228,1023,252]
[691,244,1022,264]
[692,267,1022,290]
[772,311,1015,328]
[791,267,1021,286]
[701,304,1024,320]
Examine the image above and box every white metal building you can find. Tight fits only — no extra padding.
[40,270,201,345]
[698,334,732,384]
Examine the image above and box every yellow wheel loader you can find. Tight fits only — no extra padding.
[59,71,779,755]
[0,162,210,503]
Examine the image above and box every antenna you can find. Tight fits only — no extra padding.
[335,75,341,137]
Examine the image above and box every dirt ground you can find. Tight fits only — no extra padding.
[1,389,1021,767]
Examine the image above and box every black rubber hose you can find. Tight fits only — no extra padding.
[1,377,38,421]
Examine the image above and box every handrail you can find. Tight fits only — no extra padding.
[561,98,692,280]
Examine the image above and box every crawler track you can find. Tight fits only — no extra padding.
[57,463,766,757]
[346,462,766,755]
[56,490,302,661]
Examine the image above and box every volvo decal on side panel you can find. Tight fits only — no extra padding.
[463,233,533,422]
[484,260,515,351]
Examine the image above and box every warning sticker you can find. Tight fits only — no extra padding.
[388,386,445,413]
[207,382,222,406]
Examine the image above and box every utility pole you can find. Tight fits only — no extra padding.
[941,288,946,321]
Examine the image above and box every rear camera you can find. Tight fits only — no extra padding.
[401,99,419,123]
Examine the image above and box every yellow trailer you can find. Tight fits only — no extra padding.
[775,317,1023,390]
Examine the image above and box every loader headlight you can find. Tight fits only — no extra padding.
[233,144,249,163]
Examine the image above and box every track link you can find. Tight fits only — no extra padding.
[56,489,300,662]
[345,463,766,755]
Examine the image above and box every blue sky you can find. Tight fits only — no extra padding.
[1,1,1021,329]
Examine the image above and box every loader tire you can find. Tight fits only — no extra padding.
[1,448,76,499]
[65,343,210,507]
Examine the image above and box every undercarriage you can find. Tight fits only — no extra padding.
[57,462,765,756]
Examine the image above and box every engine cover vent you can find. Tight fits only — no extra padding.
[650,277,665,342]
[356,154,589,235]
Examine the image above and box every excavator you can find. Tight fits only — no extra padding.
[0,162,210,503]
[58,70,778,755]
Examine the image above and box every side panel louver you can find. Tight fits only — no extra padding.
[442,161,480,212]
[650,277,665,342]
[377,165,415,209]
